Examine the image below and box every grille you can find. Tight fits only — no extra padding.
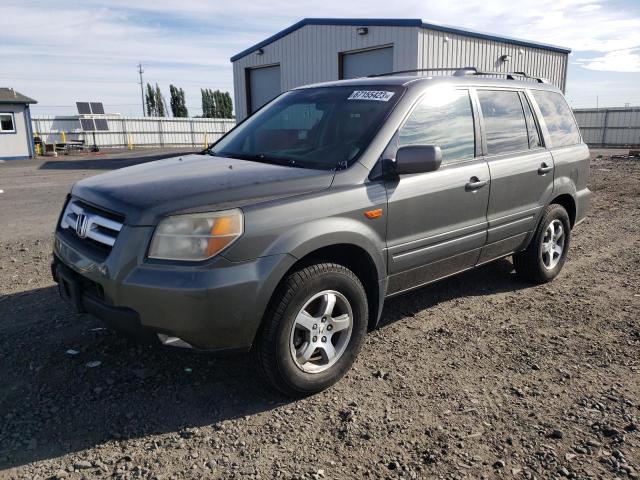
[59,199,124,255]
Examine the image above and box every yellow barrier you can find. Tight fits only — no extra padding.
[61,131,66,143]
[127,134,133,150]
[204,132,208,149]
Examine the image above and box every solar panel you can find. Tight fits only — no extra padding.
[94,118,109,131]
[90,102,105,115]
[80,118,95,131]
[76,102,91,115]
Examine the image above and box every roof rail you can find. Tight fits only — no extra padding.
[367,66,549,84]
[453,67,549,83]
[367,67,472,78]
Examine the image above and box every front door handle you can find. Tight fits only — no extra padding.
[538,163,553,175]
[465,177,487,191]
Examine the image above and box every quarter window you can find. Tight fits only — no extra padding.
[397,88,475,164]
[0,113,15,133]
[521,94,541,148]
[531,90,581,148]
[478,90,529,155]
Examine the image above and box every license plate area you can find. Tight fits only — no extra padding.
[56,266,85,313]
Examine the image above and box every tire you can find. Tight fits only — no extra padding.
[513,204,571,284]
[255,263,368,397]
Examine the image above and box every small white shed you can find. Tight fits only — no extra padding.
[231,18,571,121]
[0,88,37,160]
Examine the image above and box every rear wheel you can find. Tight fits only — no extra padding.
[255,263,368,397]
[513,204,571,283]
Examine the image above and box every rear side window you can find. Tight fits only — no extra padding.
[478,90,529,155]
[531,90,581,147]
[398,88,475,164]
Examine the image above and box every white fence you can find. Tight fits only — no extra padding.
[31,116,236,149]
[574,107,640,148]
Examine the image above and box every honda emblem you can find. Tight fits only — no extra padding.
[75,213,90,238]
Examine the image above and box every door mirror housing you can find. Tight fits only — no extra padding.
[395,145,442,175]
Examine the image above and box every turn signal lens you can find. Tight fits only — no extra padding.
[148,209,243,261]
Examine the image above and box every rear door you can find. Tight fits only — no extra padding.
[475,89,554,264]
[384,87,490,295]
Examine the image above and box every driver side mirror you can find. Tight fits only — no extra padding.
[395,145,442,175]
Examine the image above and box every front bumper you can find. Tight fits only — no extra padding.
[53,226,295,351]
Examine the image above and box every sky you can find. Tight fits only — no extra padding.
[1,0,639,116]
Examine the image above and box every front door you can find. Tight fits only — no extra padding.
[384,87,490,295]
[475,89,554,264]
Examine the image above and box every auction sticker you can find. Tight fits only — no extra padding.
[348,90,395,101]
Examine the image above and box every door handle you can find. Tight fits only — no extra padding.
[465,177,487,191]
[538,163,553,175]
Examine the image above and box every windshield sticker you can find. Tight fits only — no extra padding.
[348,90,395,102]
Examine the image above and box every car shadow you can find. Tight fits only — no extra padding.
[378,257,527,328]
[0,257,528,469]
[38,150,199,171]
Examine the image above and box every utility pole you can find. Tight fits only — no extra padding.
[138,62,145,117]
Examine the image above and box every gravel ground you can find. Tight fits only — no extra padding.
[0,150,638,479]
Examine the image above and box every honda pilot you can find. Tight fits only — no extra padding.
[53,70,590,396]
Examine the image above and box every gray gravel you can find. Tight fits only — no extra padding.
[0,151,638,479]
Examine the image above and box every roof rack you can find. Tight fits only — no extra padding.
[367,67,549,84]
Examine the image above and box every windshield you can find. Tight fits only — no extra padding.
[211,86,404,170]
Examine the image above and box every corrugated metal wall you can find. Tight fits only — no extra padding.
[233,25,420,120]
[233,23,569,121]
[31,116,235,149]
[574,108,640,148]
[417,29,567,91]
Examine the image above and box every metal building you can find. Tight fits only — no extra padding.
[231,18,571,121]
[574,107,640,148]
[0,88,37,160]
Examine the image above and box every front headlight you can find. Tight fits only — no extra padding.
[148,209,243,261]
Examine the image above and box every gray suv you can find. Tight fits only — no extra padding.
[53,70,590,396]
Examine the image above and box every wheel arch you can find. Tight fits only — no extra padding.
[550,193,577,227]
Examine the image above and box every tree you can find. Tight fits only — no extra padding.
[155,84,166,117]
[145,83,156,117]
[201,88,233,118]
[170,85,188,117]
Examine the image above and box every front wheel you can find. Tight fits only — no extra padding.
[255,263,368,397]
[513,204,571,283]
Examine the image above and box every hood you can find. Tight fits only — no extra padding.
[71,154,335,225]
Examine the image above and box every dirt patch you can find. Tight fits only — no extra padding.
[0,153,638,479]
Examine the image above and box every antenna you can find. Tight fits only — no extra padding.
[138,62,145,117]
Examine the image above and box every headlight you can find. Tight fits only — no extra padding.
[148,209,243,261]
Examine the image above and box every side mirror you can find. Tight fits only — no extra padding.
[395,145,442,175]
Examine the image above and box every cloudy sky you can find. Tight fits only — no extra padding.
[1,0,638,116]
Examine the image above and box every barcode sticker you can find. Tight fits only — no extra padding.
[348,91,395,102]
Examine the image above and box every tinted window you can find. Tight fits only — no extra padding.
[521,94,541,148]
[213,86,403,170]
[398,88,475,163]
[532,90,581,147]
[478,90,529,155]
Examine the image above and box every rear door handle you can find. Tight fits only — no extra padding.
[538,163,553,175]
[465,177,487,191]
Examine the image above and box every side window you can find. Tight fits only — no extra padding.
[478,90,529,155]
[531,90,581,148]
[0,113,16,133]
[397,88,475,164]
[520,93,541,148]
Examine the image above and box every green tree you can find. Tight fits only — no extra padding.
[145,83,156,117]
[155,84,166,117]
[169,85,188,117]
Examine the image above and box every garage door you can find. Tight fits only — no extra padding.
[248,64,281,114]
[341,46,394,79]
